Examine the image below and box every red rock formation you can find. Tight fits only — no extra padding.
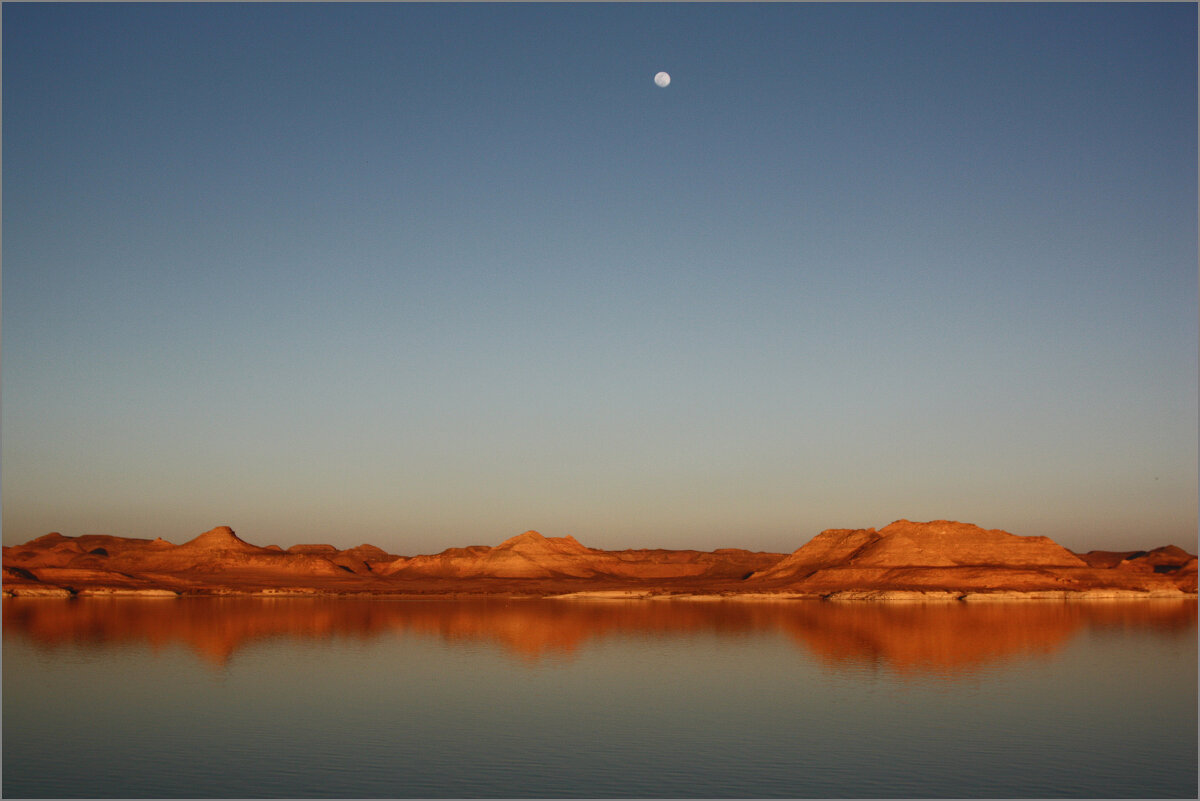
[378,530,781,581]
[283,543,398,574]
[1078,549,1145,568]
[1079,545,1197,591]
[381,531,603,578]
[1174,557,1198,593]
[2,526,361,595]
[1131,545,1194,570]
[2,521,1194,598]
[754,520,1084,583]
[341,544,396,563]
[286,544,339,555]
[749,520,1187,595]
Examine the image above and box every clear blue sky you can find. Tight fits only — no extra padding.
[3,3,1196,555]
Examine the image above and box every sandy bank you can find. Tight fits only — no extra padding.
[548,589,1197,602]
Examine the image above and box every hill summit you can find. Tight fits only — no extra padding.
[3,519,1194,598]
[755,519,1085,583]
[497,530,592,555]
[177,526,265,553]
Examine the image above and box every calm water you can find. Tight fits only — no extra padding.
[3,597,1196,798]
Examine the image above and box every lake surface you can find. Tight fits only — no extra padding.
[3,597,1196,798]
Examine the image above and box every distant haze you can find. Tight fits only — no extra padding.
[3,4,1196,556]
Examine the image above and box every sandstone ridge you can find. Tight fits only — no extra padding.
[747,520,1191,596]
[3,520,1195,599]
[376,529,777,580]
[755,519,1086,582]
[176,525,263,553]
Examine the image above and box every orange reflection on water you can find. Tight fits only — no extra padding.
[779,603,1077,676]
[4,597,1194,674]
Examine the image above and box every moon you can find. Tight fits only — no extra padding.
[654,71,670,88]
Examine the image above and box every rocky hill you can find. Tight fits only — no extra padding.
[377,530,781,580]
[745,520,1193,597]
[3,520,1195,599]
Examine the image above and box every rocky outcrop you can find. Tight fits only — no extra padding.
[124,526,348,576]
[1078,549,1145,568]
[605,548,782,579]
[753,520,1085,582]
[75,588,179,597]
[280,543,398,574]
[3,584,73,598]
[1121,545,1195,574]
[1174,557,1198,593]
[825,589,963,601]
[3,521,1194,598]
[342,544,392,560]
[286,544,339,555]
[3,526,353,592]
[175,525,263,553]
[381,531,601,578]
[1079,545,1197,591]
[748,520,1189,596]
[378,530,783,580]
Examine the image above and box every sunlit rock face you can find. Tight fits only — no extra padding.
[377,530,781,580]
[754,520,1085,581]
[747,520,1190,595]
[2,526,351,595]
[286,544,339,555]
[2,520,1194,597]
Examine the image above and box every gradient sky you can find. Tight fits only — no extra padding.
[3,3,1196,555]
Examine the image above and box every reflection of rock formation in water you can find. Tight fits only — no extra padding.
[2,598,410,666]
[778,603,1071,675]
[4,597,1195,674]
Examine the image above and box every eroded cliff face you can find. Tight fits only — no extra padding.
[745,520,1192,595]
[2,526,786,596]
[754,520,1085,581]
[2,521,1195,598]
[376,531,781,580]
[380,531,599,578]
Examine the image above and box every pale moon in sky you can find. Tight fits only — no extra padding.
[654,71,670,88]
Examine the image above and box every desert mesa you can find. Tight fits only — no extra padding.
[2,519,1196,600]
